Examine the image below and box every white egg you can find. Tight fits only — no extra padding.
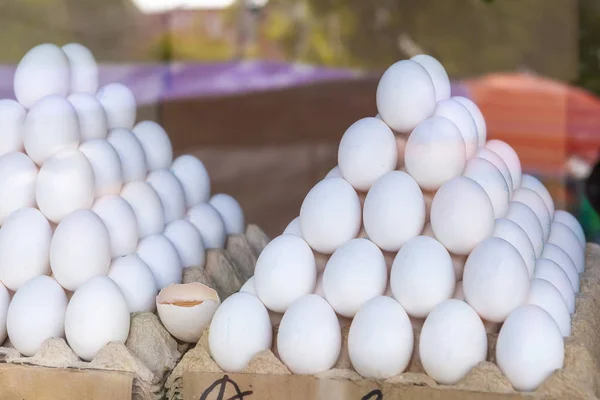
[209,193,246,235]
[50,210,111,291]
[136,234,182,289]
[376,60,436,133]
[0,152,38,224]
[132,121,173,170]
[240,276,256,294]
[68,93,107,141]
[65,276,130,361]
[527,278,571,337]
[348,296,413,379]
[36,148,94,224]
[62,43,98,94]
[363,171,425,252]
[96,83,136,130]
[475,147,513,194]
[254,235,316,313]
[14,44,70,109]
[463,157,509,218]
[554,210,585,247]
[404,116,466,191]
[432,98,478,159]
[186,203,227,249]
[463,237,529,322]
[325,166,342,179]
[411,54,450,101]
[79,139,123,197]
[323,239,387,318]
[548,221,584,273]
[420,299,487,384]
[337,117,397,191]
[209,292,272,372]
[277,294,341,374]
[453,96,486,147]
[430,176,494,255]
[485,140,522,189]
[146,169,186,224]
[121,181,165,238]
[541,243,579,292]
[0,282,8,344]
[23,95,80,166]
[505,201,544,258]
[7,276,67,356]
[496,304,564,391]
[512,187,551,241]
[521,174,555,216]
[492,218,536,277]
[390,236,455,318]
[0,99,26,156]
[300,177,361,254]
[534,258,575,314]
[164,219,205,268]
[171,155,211,207]
[107,255,158,313]
[106,128,147,183]
[92,195,139,258]
[283,217,302,236]
[0,208,52,290]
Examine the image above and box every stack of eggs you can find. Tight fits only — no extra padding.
[206,55,585,392]
[0,43,246,361]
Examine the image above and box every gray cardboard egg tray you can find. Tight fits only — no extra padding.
[167,244,600,400]
[0,224,268,400]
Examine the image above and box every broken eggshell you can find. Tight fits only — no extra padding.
[156,282,220,343]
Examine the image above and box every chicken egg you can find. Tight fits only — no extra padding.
[0,283,8,344]
[106,128,147,183]
[463,157,509,218]
[136,234,182,289]
[186,203,227,249]
[171,155,211,207]
[527,278,571,337]
[404,116,466,191]
[411,54,450,101]
[0,100,26,156]
[209,193,246,235]
[453,96,486,147]
[146,169,186,224]
[107,255,158,313]
[283,217,302,236]
[0,208,52,290]
[121,181,165,238]
[485,140,522,189]
[512,187,551,241]
[492,218,535,277]
[79,139,123,197]
[534,258,575,314]
[390,236,455,318]
[521,174,555,216]
[337,117,397,191]
[164,219,205,268]
[92,195,139,258]
[23,95,80,166]
[36,148,94,224]
[376,60,436,133]
[62,43,98,94]
[14,44,70,109]
[0,152,38,224]
[554,210,585,247]
[462,237,529,322]
[363,171,425,252]
[50,209,111,291]
[430,176,494,255]
[548,221,584,273]
[96,83,136,130]
[68,93,107,142]
[432,98,478,159]
[348,296,413,379]
[132,120,173,171]
[541,243,579,292]
[505,201,544,258]
[65,276,130,361]
[7,276,67,356]
[208,292,272,372]
[475,147,513,194]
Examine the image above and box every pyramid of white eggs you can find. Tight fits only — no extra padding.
[207,55,586,392]
[0,43,245,362]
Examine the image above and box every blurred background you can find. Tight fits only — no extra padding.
[2,0,599,239]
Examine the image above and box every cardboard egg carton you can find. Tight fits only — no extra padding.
[0,224,267,400]
[166,243,600,400]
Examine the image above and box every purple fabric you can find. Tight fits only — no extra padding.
[0,60,470,105]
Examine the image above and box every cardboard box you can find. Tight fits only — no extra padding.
[169,243,600,400]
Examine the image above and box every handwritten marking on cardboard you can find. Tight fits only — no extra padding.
[361,389,383,400]
[199,375,253,400]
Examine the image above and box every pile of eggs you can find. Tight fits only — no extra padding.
[0,43,246,361]
[206,55,586,392]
